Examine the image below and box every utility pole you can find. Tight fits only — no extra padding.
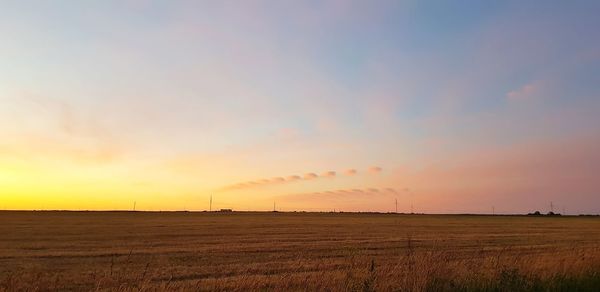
[406,188,414,214]
[273,201,276,212]
[209,195,212,212]
[395,198,398,213]
[133,201,136,211]
[492,206,495,215]
[550,201,554,213]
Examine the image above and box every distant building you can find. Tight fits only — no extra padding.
[219,209,233,212]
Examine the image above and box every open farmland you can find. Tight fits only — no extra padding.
[1,211,599,291]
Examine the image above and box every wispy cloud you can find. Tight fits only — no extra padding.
[344,169,358,176]
[303,173,319,180]
[507,83,538,101]
[218,166,383,192]
[0,93,124,165]
[321,171,336,178]
[278,187,400,202]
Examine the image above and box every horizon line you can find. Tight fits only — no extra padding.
[0,210,596,216]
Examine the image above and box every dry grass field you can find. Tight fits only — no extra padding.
[1,211,599,291]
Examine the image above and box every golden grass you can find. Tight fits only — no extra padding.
[0,211,599,291]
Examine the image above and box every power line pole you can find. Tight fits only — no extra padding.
[395,198,398,213]
[133,201,136,211]
[273,201,276,212]
[405,188,414,214]
[209,195,212,212]
[550,201,554,213]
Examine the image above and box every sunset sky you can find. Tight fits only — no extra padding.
[1,1,599,213]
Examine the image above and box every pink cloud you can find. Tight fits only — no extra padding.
[321,171,336,178]
[344,169,357,176]
[507,83,538,100]
[391,134,600,214]
[219,165,384,192]
[304,173,318,180]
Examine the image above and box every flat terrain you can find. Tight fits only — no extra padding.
[1,211,599,291]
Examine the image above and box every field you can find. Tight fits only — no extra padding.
[1,211,599,291]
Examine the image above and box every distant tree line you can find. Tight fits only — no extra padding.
[527,211,561,216]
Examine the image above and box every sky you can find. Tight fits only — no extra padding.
[1,0,599,214]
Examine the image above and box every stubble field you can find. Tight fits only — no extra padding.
[1,211,599,291]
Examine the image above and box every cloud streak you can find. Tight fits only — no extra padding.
[218,166,383,192]
[279,187,400,202]
[321,171,336,178]
[507,83,538,101]
[344,169,357,176]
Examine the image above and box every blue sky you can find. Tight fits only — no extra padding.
[1,1,599,213]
